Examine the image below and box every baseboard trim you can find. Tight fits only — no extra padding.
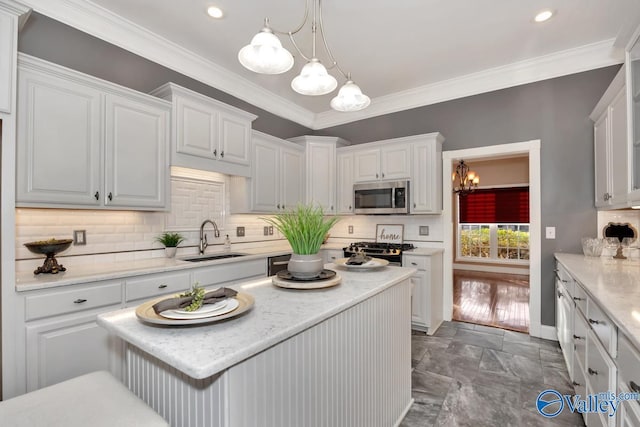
[535,325,558,341]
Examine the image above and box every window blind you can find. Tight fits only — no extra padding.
[459,187,529,223]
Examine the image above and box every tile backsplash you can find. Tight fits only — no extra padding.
[15,167,445,271]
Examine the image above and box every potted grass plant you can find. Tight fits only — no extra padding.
[262,204,339,278]
[155,232,185,258]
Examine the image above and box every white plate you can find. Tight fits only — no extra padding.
[159,298,239,320]
[333,257,389,270]
[172,299,228,315]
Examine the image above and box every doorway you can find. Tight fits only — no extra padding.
[442,140,542,337]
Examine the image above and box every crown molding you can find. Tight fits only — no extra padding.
[17,0,316,128]
[313,39,623,129]
[18,0,625,131]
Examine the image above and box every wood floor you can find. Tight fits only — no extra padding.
[452,270,530,333]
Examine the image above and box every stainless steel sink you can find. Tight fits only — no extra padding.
[180,253,248,262]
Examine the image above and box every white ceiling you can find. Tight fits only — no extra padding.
[21,0,640,128]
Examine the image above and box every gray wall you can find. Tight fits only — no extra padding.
[18,12,620,327]
[315,66,620,326]
[17,13,312,139]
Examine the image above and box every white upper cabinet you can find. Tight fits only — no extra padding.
[411,134,443,214]
[16,54,170,210]
[104,93,169,209]
[337,151,354,214]
[0,2,28,113]
[151,83,256,177]
[289,136,348,215]
[231,131,303,213]
[353,144,410,182]
[626,25,640,204]
[590,67,628,209]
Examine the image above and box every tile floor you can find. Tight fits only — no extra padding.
[401,321,586,427]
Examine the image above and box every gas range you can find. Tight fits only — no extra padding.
[343,242,415,266]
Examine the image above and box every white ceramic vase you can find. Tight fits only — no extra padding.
[164,247,177,258]
[288,253,323,279]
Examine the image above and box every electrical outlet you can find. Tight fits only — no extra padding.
[73,230,86,245]
[236,226,245,237]
[419,226,429,236]
[264,226,269,236]
[268,226,274,235]
[348,225,354,234]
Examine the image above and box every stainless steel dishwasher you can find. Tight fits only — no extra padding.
[267,254,291,276]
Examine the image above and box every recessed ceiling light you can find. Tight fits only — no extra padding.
[207,6,224,19]
[534,10,554,23]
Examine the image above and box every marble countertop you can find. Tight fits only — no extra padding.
[404,248,444,256]
[15,243,299,291]
[97,264,416,380]
[554,253,640,350]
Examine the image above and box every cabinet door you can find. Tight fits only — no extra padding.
[411,140,442,213]
[0,10,16,113]
[25,308,120,391]
[594,113,610,207]
[104,93,168,209]
[410,271,429,328]
[175,94,219,159]
[306,142,336,213]
[219,111,251,166]
[556,282,574,379]
[609,88,628,204]
[251,136,279,212]
[381,144,411,180]
[337,152,354,213]
[280,146,303,211]
[17,68,102,206]
[354,149,380,182]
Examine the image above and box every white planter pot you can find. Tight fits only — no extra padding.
[164,247,177,258]
[288,253,323,279]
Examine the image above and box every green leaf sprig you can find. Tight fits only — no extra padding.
[179,282,205,312]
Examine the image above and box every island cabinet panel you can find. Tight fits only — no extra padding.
[111,278,413,427]
[403,251,443,334]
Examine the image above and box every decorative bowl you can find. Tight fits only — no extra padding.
[24,238,73,274]
[581,237,605,257]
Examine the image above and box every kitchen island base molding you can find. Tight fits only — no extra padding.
[122,280,412,427]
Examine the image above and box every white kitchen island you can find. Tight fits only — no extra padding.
[97,264,415,427]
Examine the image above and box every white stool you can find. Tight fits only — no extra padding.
[0,371,168,426]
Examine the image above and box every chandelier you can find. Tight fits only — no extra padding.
[237,0,371,112]
[452,160,480,196]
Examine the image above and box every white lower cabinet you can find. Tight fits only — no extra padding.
[336,151,354,214]
[403,252,443,334]
[556,277,574,378]
[25,307,120,392]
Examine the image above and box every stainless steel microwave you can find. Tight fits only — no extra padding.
[354,180,410,214]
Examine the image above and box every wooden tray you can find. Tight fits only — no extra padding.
[135,292,254,326]
[272,273,341,290]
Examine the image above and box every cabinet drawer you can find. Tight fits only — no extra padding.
[25,281,122,321]
[554,265,574,297]
[192,258,267,287]
[574,310,588,370]
[587,298,616,355]
[572,284,587,316]
[403,255,429,270]
[126,271,191,302]
[617,334,640,400]
[586,329,616,396]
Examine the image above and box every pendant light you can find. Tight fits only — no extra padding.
[238,0,370,111]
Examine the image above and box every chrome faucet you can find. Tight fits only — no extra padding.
[199,219,220,255]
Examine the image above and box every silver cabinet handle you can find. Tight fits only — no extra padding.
[108,192,113,201]
[573,297,584,301]
[94,191,99,201]
[411,262,418,266]
[557,290,563,298]
[588,318,603,325]
[220,150,224,158]
[277,204,280,209]
[588,368,598,376]
[572,381,581,387]
[376,173,379,179]
[272,261,289,266]
[158,284,167,289]
[573,334,584,340]
[348,205,352,210]
[382,172,385,178]
[213,149,217,157]
[413,203,416,208]
[74,298,87,304]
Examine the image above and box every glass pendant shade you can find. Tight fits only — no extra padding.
[330,80,371,112]
[238,29,294,74]
[291,59,338,96]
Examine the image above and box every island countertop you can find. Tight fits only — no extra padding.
[97,264,416,380]
[554,253,640,350]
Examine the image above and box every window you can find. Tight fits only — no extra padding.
[457,187,529,263]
